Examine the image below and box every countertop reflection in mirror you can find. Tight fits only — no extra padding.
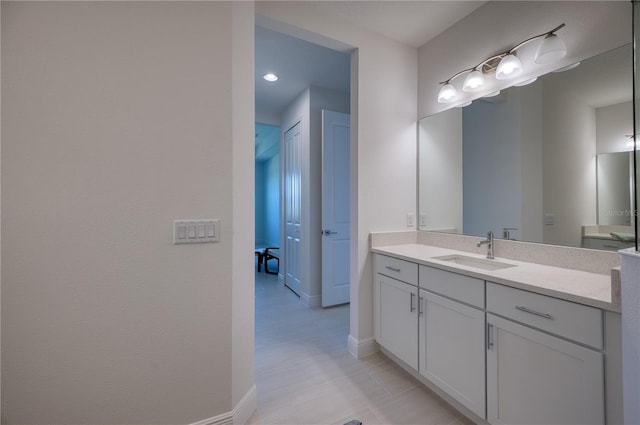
[418,43,633,251]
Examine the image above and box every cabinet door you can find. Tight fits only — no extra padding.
[377,275,418,370]
[487,314,604,425]
[419,290,486,419]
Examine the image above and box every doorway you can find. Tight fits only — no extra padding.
[254,25,351,313]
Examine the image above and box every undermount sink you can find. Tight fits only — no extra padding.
[433,254,517,271]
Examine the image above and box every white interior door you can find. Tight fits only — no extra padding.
[321,110,350,307]
[284,122,302,296]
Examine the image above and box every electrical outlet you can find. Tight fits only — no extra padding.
[407,213,415,227]
[544,213,555,225]
[419,213,427,227]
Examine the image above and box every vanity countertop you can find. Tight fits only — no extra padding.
[372,243,619,313]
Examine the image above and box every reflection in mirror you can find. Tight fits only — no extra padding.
[418,44,634,251]
[597,152,634,227]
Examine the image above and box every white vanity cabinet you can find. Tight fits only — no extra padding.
[486,283,605,425]
[373,251,614,425]
[374,255,419,370]
[418,266,486,419]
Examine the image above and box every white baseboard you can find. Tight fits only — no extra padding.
[348,335,379,359]
[300,292,321,308]
[190,385,257,425]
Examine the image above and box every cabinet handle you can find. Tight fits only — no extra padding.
[603,245,620,249]
[418,296,424,317]
[487,322,494,350]
[385,266,401,273]
[515,306,554,320]
[410,292,416,312]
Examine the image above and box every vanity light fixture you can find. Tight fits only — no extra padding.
[457,101,473,107]
[495,54,523,80]
[553,62,581,73]
[463,69,485,91]
[437,23,567,103]
[514,77,538,87]
[483,91,501,98]
[437,82,458,103]
[263,73,279,82]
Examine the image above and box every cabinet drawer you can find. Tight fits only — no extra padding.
[420,265,484,308]
[375,254,418,286]
[487,282,603,349]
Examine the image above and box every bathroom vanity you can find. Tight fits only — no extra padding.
[371,236,622,425]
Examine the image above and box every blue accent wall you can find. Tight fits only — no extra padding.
[255,126,280,248]
[255,161,267,247]
[264,153,280,247]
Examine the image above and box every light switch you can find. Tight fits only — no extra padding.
[174,219,220,244]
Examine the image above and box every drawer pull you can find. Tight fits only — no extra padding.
[516,306,554,320]
[410,292,416,312]
[385,266,401,273]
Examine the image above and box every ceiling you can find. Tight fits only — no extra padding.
[255,1,487,160]
[255,25,351,117]
[304,1,485,48]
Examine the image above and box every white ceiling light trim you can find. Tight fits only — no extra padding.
[263,73,279,82]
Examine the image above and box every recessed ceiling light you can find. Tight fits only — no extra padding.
[263,73,278,82]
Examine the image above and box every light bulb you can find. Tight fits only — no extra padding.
[263,73,279,82]
[463,70,484,92]
[496,54,523,80]
[534,34,567,64]
[437,83,458,103]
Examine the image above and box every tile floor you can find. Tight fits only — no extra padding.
[248,271,474,425]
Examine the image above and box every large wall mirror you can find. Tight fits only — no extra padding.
[418,43,636,251]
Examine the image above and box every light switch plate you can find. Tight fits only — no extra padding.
[174,219,219,244]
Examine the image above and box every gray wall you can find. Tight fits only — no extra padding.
[1,2,255,423]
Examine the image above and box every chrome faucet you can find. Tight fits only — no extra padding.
[477,231,495,259]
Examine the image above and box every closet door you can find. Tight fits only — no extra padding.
[284,121,301,295]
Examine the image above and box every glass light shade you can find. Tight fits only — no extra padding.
[457,101,472,108]
[496,54,523,80]
[534,34,567,64]
[514,77,538,87]
[552,62,580,73]
[483,91,501,98]
[463,70,484,92]
[437,83,457,103]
